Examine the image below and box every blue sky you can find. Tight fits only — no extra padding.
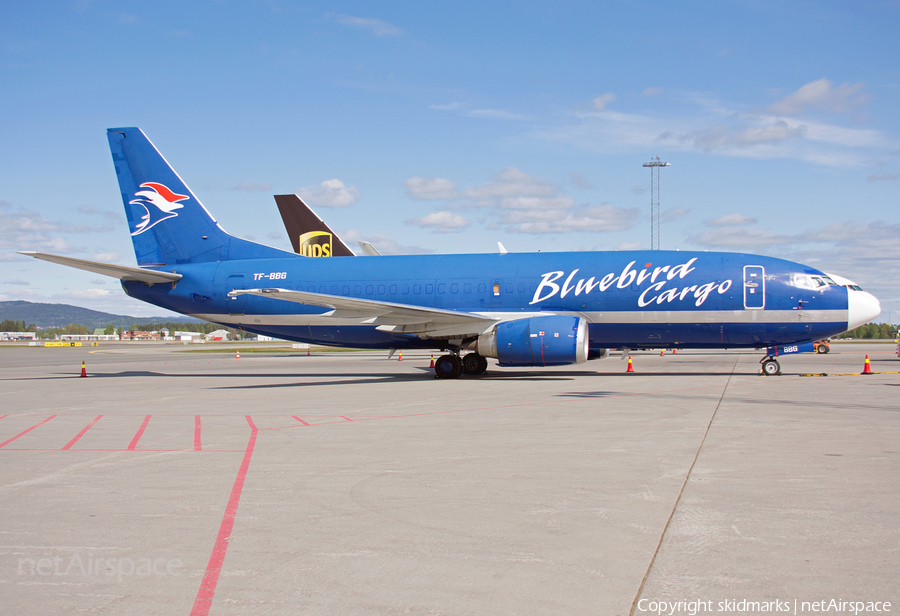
[2,1,899,321]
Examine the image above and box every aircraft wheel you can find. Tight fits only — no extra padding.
[462,353,488,375]
[817,345,829,354]
[434,354,462,379]
[761,358,780,376]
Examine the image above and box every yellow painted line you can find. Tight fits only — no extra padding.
[800,371,900,377]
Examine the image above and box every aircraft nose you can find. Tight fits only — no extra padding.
[847,290,881,330]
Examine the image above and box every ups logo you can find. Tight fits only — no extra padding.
[299,231,333,257]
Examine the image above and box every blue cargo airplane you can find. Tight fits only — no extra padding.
[21,128,881,378]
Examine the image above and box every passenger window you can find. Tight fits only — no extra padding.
[330,285,338,294]
[438,283,446,294]
[414,284,421,294]
[354,285,362,294]
[425,284,434,294]
[390,284,398,294]
[377,285,385,294]
[478,283,486,294]
[518,283,526,293]
[366,285,374,295]
[492,283,500,296]
[451,283,459,293]
[402,284,410,294]
[342,285,350,294]
[464,283,472,294]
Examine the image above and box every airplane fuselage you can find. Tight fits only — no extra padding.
[123,249,849,351]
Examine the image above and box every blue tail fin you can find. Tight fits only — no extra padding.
[108,127,292,266]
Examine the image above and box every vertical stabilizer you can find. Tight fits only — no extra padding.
[108,128,291,266]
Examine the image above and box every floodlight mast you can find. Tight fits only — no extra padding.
[642,157,670,250]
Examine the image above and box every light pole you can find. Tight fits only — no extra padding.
[642,157,670,250]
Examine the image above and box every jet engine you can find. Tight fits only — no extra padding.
[475,315,589,367]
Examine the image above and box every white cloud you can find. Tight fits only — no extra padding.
[405,211,470,233]
[705,213,756,227]
[642,87,663,97]
[3,279,30,286]
[663,207,690,221]
[341,229,434,255]
[867,173,899,182]
[768,78,868,117]
[65,289,113,299]
[467,109,532,121]
[400,168,642,236]
[404,177,459,200]
[501,204,640,234]
[431,102,532,121]
[615,241,642,250]
[540,82,891,168]
[91,252,120,263]
[297,179,359,208]
[329,14,402,36]
[592,93,616,111]
[464,167,558,202]
[569,172,593,190]
[689,227,795,249]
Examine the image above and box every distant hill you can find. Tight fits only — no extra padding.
[0,301,204,330]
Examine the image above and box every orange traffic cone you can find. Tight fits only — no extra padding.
[80,361,87,378]
[307,347,310,356]
[429,355,435,367]
[660,349,664,356]
[236,350,240,359]
[626,356,634,372]
[398,351,403,361]
[862,354,872,374]
[673,348,677,354]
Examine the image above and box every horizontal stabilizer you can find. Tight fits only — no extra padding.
[18,252,182,284]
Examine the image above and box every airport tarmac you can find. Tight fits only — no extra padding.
[0,342,897,615]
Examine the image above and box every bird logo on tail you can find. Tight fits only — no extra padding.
[129,182,189,236]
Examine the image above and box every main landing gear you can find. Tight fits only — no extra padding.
[434,352,488,379]
[760,356,781,376]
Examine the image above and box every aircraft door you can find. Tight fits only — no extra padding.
[490,279,503,306]
[227,274,247,315]
[743,266,765,309]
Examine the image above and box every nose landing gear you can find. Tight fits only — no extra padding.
[760,356,781,376]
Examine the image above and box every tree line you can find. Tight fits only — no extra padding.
[1,319,230,339]
[840,322,898,340]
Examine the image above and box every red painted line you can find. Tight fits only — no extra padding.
[0,415,7,420]
[1,448,245,453]
[127,415,151,451]
[62,415,103,450]
[0,415,57,449]
[339,416,353,422]
[190,416,258,616]
[194,416,202,451]
[291,416,310,426]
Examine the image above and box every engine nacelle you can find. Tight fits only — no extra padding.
[476,315,589,367]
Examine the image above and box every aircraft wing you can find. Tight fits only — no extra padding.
[229,287,498,337]
[18,252,182,284]
[357,241,382,256]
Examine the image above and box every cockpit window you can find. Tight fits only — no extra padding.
[794,274,838,289]
[844,284,863,291]
[792,275,814,289]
